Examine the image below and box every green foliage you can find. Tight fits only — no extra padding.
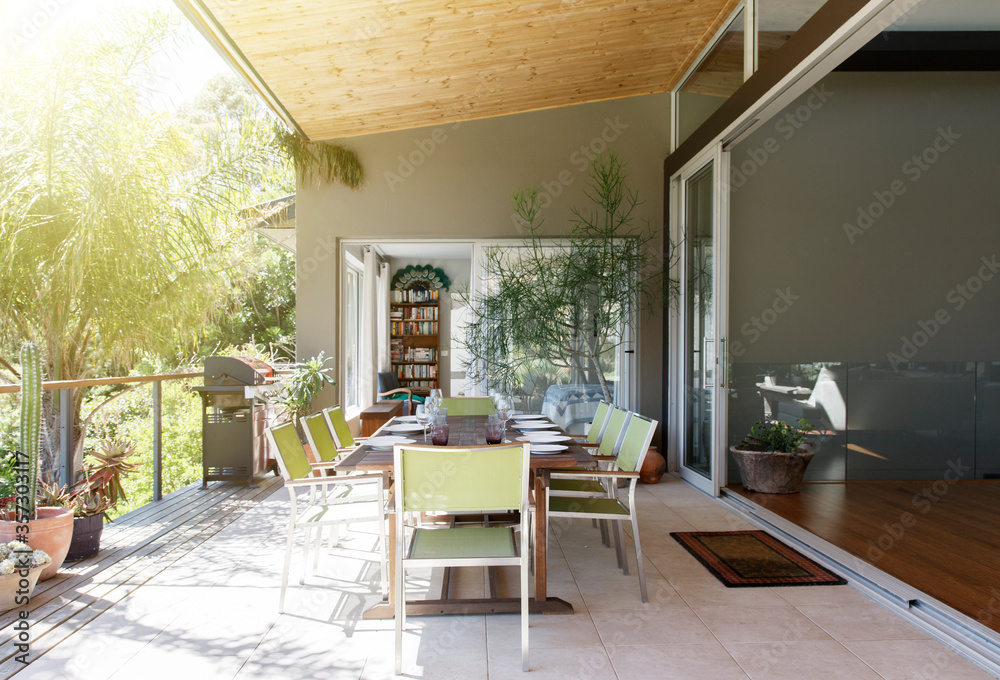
[459,151,677,402]
[0,450,18,499]
[200,235,296,361]
[83,378,204,520]
[276,353,337,423]
[739,419,813,454]
[274,126,364,189]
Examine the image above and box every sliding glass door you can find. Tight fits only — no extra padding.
[672,146,729,495]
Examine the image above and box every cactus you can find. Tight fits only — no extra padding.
[18,342,42,519]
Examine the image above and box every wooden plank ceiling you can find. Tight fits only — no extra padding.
[193,0,742,140]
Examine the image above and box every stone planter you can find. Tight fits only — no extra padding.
[730,446,814,494]
[0,565,44,613]
[66,514,105,562]
[0,507,75,580]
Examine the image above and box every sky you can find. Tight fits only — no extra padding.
[1,0,232,108]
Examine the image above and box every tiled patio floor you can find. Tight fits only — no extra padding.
[11,476,994,679]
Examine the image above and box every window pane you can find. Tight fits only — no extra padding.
[345,268,361,410]
[678,9,745,146]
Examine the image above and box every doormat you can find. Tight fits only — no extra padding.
[670,530,847,587]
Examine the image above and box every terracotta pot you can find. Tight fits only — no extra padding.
[0,507,75,580]
[730,446,814,494]
[639,446,666,484]
[66,514,105,562]
[0,565,44,613]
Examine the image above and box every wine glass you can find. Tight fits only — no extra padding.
[415,408,430,442]
[495,394,514,442]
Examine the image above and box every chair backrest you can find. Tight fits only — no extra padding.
[394,443,529,514]
[303,411,339,463]
[585,400,613,445]
[378,371,401,394]
[439,397,495,416]
[615,414,658,473]
[265,422,312,481]
[322,406,356,449]
[597,407,631,457]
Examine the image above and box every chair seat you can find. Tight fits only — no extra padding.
[549,478,607,495]
[548,496,629,517]
[409,526,517,560]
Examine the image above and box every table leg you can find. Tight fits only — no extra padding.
[533,470,548,602]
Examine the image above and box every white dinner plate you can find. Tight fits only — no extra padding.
[365,436,416,450]
[512,414,547,420]
[517,434,572,443]
[530,444,566,454]
[516,422,558,430]
[385,424,424,434]
[393,416,419,423]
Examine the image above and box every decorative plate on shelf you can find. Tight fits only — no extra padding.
[365,436,416,450]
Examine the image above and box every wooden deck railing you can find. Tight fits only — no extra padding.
[0,372,204,501]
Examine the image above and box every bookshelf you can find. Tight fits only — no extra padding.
[390,286,439,391]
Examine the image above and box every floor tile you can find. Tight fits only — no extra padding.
[796,603,932,641]
[843,639,997,679]
[694,605,833,643]
[488,645,618,679]
[607,641,750,680]
[591,605,717,646]
[725,640,883,679]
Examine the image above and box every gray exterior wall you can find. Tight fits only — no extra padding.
[296,93,671,426]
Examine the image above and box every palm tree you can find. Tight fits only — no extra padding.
[0,11,361,477]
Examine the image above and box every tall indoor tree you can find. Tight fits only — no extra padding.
[459,151,678,405]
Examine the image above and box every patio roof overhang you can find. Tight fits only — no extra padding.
[174,0,742,140]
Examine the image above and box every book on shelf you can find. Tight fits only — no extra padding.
[391,288,440,303]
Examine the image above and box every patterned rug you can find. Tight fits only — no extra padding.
[671,530,847,587]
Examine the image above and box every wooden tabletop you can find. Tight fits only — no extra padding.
[336,414,596,473]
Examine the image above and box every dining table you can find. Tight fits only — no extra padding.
[335,413,598,618]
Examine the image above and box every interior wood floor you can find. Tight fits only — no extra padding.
[728,480,1000,635]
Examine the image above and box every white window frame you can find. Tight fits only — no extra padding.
[342,250,364,417]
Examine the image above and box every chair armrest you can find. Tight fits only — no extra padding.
[285,473,384,488]
[378,387,413,399]
[590,454,616,461]
[549,470,639,481]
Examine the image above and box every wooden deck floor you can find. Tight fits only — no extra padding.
[729,480,1000,635]
[0,474,284,676]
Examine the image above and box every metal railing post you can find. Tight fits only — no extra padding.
[153,380,162,501]
[59,387,73,485]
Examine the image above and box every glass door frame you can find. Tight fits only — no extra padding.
[669,144,730,496]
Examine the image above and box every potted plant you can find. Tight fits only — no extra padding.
[0,343,75,581]
[730,418,815,494]
[0,541,51,612]
[275,352,336,440]
[62,438,139,561]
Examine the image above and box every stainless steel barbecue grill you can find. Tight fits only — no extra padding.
[192,356,279,487]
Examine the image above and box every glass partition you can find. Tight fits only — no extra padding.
[677,9,745,146]
[728,361,988,483]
